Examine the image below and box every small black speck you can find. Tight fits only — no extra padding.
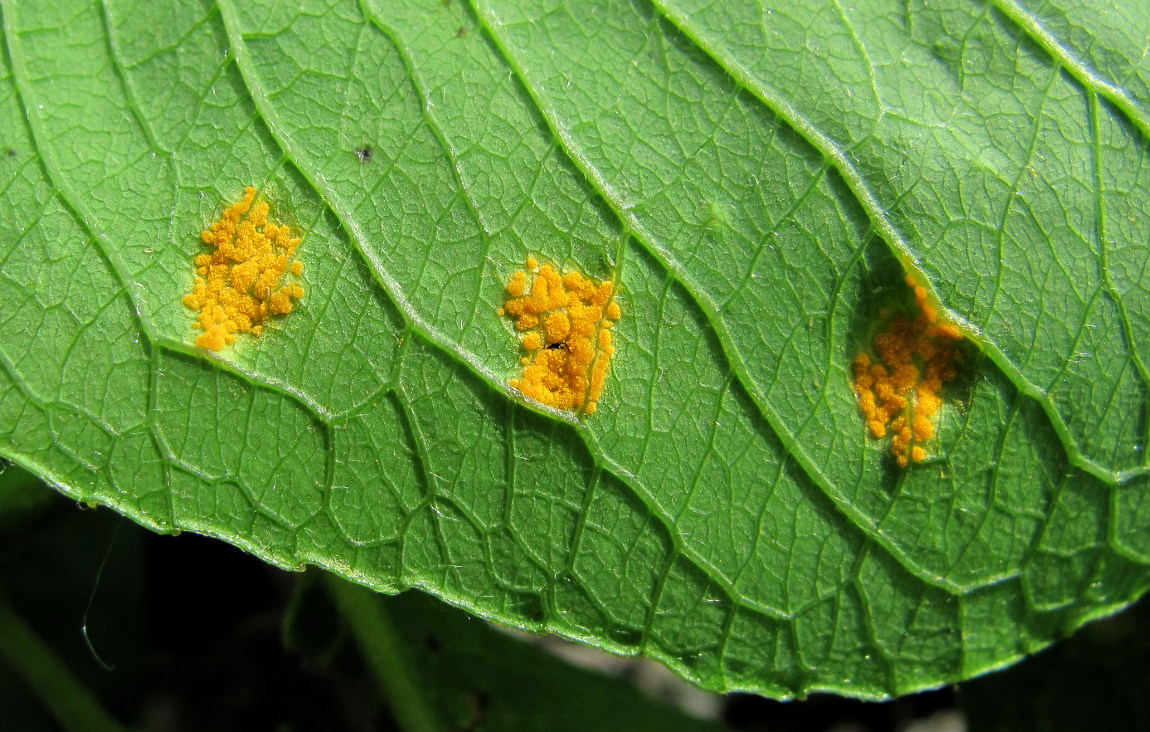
[425,633,441,653]
[354,145,373,163]
[545,341,567,350]
[4,148,15,158]
[456,26,468,38]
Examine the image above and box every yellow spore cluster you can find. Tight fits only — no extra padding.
[498,257,620,415]
[183,187,304,351]
[852,274,962,467]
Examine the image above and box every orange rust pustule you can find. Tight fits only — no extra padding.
[500,259,620,415]
[182,187,304,351]
[852,274,961,467]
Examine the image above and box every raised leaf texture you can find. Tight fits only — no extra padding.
[1,0,1147,699]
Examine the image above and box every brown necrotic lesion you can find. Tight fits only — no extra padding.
[852,274,963,467]
[183,187,304,351]
[498,258,621,415]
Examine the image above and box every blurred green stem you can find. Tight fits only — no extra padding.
[0,593,132,732]
[324,574,440,732]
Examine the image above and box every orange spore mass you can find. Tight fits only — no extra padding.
[182,187,304,351]
[852,275,961,467]
[500,259,620,415]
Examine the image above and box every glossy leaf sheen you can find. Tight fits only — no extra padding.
[1,0,1148,699]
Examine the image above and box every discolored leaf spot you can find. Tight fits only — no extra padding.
[498,257,620,415]
[183,187,305,351]
[851,272,966,467]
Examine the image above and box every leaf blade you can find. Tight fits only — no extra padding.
[0,0,1147,702]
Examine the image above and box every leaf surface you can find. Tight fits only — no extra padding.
[1,0,1147,699]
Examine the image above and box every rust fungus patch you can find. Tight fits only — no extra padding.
[852,274,963,467]
[183,187,304,351]
[498,258,620,415]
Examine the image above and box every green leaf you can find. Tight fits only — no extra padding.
[1,0,1147,700]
